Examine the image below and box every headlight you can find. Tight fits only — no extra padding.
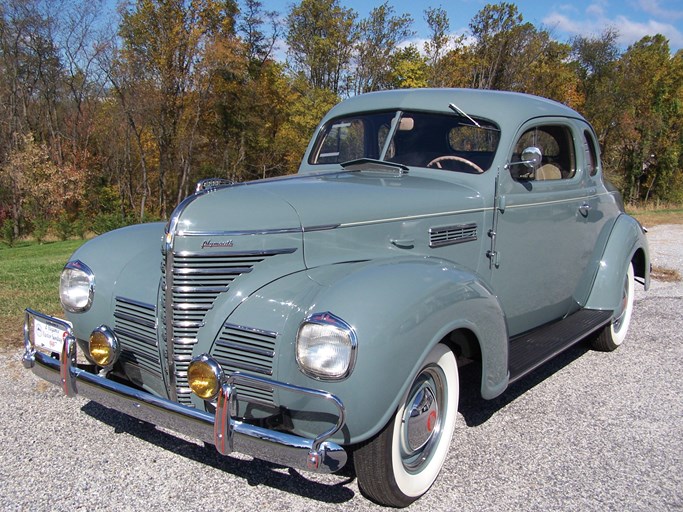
[188,355,223,400]
[89,325,120,367]
[296,312,357,380]
[59,260,94,313]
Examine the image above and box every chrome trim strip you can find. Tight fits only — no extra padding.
[302,224,341,232]
[172,267,253,276]
[173,337,199,345]
[504,197,592,209]
[222,322,278,339]
[115,327,158,347]
[174,248,297,257]
[114,311,156,329]
[115,296,156,312]
[23,310,347,474]
[165,236,178,401]
[336,207,494,228]
[172,286,228,294]
[215,339,275,358]
[179,228,302,236]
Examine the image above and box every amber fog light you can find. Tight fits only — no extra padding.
[188,355,223,400]
[89,326,120,367]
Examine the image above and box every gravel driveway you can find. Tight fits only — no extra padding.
[1,224,681,511]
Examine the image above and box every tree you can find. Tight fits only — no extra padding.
[613,35,683,203]
[423,6,457,87]
[352,2,413,95]
[571,28,621,142]
[116,0,238,218]
[286,0,357,95]
[385,45,429,89]
[237,0,279,66]
[0,133,71,237]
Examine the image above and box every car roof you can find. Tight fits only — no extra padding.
[322,88,585,130]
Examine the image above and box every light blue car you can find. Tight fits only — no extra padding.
[24,88,649,507]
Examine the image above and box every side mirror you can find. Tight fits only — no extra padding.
[520,146,542,169]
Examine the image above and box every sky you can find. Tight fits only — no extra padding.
[265,0,683,53]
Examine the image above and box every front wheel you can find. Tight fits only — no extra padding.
[592,262,635,351]
[354,343,459,507]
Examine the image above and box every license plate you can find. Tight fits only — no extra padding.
[33,316,72,354]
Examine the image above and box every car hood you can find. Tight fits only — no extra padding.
[175,170,484,234]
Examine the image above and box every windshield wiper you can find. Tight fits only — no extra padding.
[340,158,409,175]
[448,103,500,132]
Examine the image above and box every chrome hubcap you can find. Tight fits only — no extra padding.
[406,386,438,451]
[613,274,630,332]
[400,366,445,471]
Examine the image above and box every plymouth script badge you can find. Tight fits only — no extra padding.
[202,240,234,249]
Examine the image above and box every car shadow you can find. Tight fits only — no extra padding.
[458,339,592,427]
[80,401,357,504]
[80,337,592,502]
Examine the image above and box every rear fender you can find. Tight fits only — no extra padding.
[584,214,650,312]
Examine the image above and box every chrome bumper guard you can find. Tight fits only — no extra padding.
[22,309,347,473]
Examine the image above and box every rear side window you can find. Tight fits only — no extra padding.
[583,130,599,176]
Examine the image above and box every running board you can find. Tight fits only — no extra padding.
[508,309,613,383]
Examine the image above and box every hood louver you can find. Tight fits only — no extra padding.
[429,223,478,248]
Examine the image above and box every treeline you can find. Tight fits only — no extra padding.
[1,0,682,242]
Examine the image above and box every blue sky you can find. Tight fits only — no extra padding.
[265,0,683,53]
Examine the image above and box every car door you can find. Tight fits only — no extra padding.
[491,119,598,336]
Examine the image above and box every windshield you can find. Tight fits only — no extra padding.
[309,110,500,173]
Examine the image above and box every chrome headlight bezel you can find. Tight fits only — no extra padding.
[88,325,121,367]
[188,354,224,401]
[296,312,357,381]
[59,260,95,313]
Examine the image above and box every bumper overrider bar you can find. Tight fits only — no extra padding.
[22,309,348,473]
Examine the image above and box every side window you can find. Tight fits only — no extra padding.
[512,125,576,181]
[315,119,366,164]
[583,130,599,176]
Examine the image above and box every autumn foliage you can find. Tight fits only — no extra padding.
[1,0,682,241]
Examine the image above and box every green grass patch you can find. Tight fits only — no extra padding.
[627,207,683,226]
[0,240,85,348]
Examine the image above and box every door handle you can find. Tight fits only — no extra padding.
[578,203,591,216]
[391,239,415,249]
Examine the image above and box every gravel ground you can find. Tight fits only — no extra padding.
[1,224,681,511]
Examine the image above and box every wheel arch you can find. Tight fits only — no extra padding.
[584,214,650,312]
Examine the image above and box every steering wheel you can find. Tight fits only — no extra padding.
[426,155,485,174]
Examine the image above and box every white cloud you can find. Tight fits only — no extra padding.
[543,10,683,50]
[586,1,608,18]
[614,15,683,48]
[636,0,683,21]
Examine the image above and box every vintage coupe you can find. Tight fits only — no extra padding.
[24,89,649,507]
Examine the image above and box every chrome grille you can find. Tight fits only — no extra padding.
[114,297,160,378]
[212,323,277,406]
[429,223,478,248]
[165,250,289,406]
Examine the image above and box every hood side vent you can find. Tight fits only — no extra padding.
[429,223,478,248]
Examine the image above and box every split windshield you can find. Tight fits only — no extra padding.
[309,110,500,173]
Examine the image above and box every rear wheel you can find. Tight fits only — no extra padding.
[354,343,459,507]
[592,262,635,351]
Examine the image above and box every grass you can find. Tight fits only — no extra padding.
[1,204,680,350]
[627,206,683,226]
[0,239,85,349]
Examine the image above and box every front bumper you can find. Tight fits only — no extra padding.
[22,309,347,473]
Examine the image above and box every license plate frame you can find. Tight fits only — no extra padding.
[33,315,72,354]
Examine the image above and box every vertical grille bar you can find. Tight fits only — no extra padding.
[163,249,292,406]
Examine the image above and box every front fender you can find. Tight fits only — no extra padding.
[223,257,508,445]
[584,214,650,312]
[64,222,166,341]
